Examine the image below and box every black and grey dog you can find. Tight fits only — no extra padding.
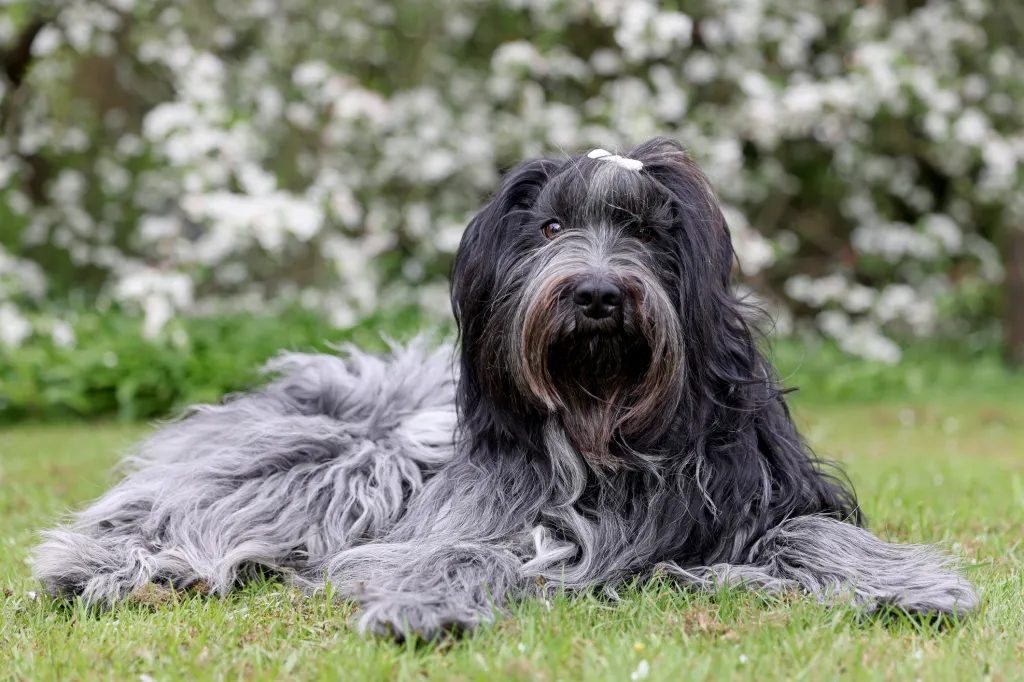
[34,138,976,639]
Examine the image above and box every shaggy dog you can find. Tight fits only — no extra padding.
[33,138,976,640]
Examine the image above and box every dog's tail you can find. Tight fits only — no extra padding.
[32,336,458,607]
[660,515,978,618]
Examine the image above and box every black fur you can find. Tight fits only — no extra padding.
[451,137,859,565]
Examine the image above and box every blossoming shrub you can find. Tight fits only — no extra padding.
[1,0,1021,363]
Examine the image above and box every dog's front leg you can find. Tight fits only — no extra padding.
[319,539,527,641]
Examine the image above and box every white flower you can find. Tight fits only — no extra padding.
[116,268,194,309]
[96,158,131,195]
[725,207,775,276]
[0,247,47,299]
[953,109,989,146]
[142,295,173,340]
[591,49,621,76]
[143,103,197,140]
[630,659,650,681]
[492,41,545,74]
[50,170,86,205]
[293,61,332,88]
[51,321,76,349]
[684,54,718,84]
[922,214,963,252]
[0,303,32,348]
[30,26,62,57]
[286,102,317,129]
[417,284,453,319]
[653,12,693,47]
[843,285,876,314]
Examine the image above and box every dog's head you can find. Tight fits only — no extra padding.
[451,138,738,469]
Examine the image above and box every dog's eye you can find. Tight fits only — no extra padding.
[635,226,654,243]
[542,220,564,240]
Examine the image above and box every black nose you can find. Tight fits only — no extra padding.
[572,277,622,319]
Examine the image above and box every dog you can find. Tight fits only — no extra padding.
[33,138,977,640]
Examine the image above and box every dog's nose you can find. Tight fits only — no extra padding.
[572,277,622,319]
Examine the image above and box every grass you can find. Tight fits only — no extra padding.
[1,396,1023,680]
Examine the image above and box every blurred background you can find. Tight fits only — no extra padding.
[0,0,1022,422]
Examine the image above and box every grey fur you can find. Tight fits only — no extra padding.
[659,515,978,618]
[33,338,457,606]
[33,138,978,641]
[32,343,976,636]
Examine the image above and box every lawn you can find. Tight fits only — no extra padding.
[1,396,1022,681]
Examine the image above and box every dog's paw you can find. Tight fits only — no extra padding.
[356,593,483,642]
[32,530,144,606]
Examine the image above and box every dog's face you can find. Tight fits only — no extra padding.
[452,138,735,468]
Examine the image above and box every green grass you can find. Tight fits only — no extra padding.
[2,397,1023,681]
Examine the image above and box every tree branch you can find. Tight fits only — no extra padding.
[0,16,51,89]
[1005,228,1024,367]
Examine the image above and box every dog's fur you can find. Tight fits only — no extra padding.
[33,138,977,639]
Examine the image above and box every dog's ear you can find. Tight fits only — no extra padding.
[630,138,734,287]
[634,139,859,524]
[450,156,563,329]
[630,136,745,350]
[631,138,759,386]
[450,156,564,445]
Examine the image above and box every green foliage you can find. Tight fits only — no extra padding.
[769,337,1020,405]
[0,307,443,423]
[0,309,1018,424]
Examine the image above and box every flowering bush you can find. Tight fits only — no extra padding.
[1,0,1021,363]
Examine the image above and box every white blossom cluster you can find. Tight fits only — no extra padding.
[1,0,1019,362]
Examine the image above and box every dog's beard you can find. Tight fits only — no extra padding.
[514,274,684,470]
